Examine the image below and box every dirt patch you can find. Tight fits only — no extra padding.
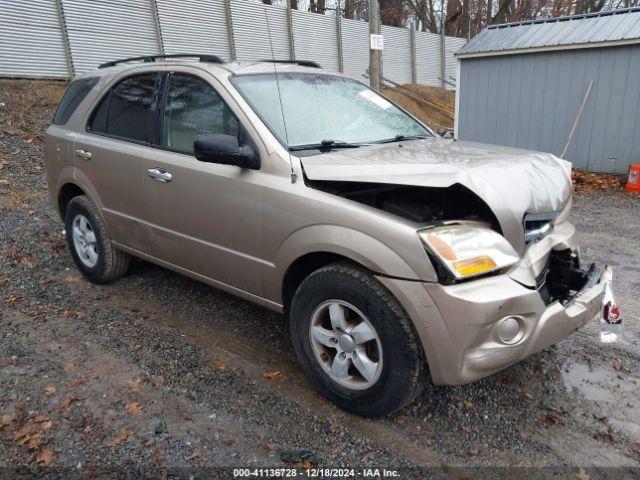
[382,84,455,132]
[0,79,66,139]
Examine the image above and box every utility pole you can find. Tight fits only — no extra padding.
[369,0,381,91]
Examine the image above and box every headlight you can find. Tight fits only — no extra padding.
[419,225,519,279]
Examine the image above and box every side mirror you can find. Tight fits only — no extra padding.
[194,134,260,170]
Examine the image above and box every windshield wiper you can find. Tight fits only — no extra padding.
[289,139,361,152]
[373,134,431,144]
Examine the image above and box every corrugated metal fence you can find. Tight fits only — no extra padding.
[0,0,465,88]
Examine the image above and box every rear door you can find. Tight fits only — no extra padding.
[73,72,162,253]
[142,70,265,295]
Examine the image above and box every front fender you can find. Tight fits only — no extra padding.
[269,224,430,302]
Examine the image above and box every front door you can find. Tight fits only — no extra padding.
[143,71,265,296]
[73,72,162,253]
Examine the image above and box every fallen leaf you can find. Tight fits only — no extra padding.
[634,443,640,455]
[125,402,143,416]
[613,358,631,374]
[395,414,409,424]
[59,395,83,412]
[500,373,517,385]
[35,445,55,464]
[263,370,284,381]
[81,424,92,440]
[223,439,236,446]
[105,428,134,447]
[126,378,141,392]
[576,467,591,480]
[461,425,472,434]
[212,360,228,370]
[64,362,76,373]
[153,447,166,464]
[598,427,614,442]
[0,357,17,368]
[521,390,534,400]
[5,292,22,304]
[67,375,87,388]
[143,438,156,448]
[543,413,562,428]
[12,415,52,450]
[43,385,56,396]
[0,411,17,430]
[153,375,165,388]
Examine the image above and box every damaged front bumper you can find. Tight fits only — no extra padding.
[376,221,613,386]
[379,264,610,385]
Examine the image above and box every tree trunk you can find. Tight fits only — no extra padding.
[343,0,354,19]
[462,0,469,38]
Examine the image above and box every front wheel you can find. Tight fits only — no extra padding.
[290,263,426,417]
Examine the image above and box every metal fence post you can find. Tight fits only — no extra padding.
[224,0,237,60]
[440,20,446,88]
[410,26,417,84]
[336,6,344,73]
[55,0,74,79]
[286,0,295,60]
[150,0,164,55]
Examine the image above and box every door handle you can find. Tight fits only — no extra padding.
[75,149,92,160]
[147,168,172,183]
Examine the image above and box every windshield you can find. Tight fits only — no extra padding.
[232,73,432,150]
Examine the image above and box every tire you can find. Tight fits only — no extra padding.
[64,195,130,284]
[290,263,426,417]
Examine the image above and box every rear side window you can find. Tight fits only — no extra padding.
[88,73,161,144]
[52,77,98,125]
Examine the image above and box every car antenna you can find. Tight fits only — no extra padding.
[264,7,297,183]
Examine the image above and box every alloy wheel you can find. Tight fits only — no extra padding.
[309,300,383,390]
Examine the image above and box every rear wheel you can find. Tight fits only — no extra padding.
[64,195,130,284]
[290,263,426,417]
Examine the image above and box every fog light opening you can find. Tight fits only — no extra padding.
[498,316,525,344]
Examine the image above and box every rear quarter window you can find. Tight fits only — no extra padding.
[87,73,161,144]
[52,77,99,125]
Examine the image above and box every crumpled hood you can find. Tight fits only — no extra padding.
[299,137,572,253]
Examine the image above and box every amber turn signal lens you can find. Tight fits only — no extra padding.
[452,255,497,276]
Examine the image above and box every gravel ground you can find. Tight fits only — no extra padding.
[1,80,639,479]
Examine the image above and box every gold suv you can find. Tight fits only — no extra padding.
[45,54,614,417]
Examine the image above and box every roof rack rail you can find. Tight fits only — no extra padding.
[259,59,322,69]
[98,53,224,69]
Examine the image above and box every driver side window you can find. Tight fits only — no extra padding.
[162,73,239,154]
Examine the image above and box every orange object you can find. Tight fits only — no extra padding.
[627,164,640,192]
